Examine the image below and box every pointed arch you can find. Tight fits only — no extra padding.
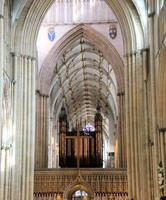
[38,24,124,95]
[11,0,145,56]
[63,179,94,200]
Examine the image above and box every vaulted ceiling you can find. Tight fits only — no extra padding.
[50,37,118,124]
[37,0,125,127]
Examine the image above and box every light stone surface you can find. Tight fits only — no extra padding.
[0,0,166,200]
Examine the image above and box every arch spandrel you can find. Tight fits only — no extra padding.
[11,0,145,57]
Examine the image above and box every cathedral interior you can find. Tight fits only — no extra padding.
[0,0,166,200]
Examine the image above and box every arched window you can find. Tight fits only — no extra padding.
[72,190,88,200]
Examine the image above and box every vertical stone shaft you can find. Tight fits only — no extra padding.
[117,91,126,168]
[132,52,139,200]
[35,93,48,168]
[10,55,35,200]
[125,54,132,199]
[11,54,23,200]
[149,10,159,199]
[142,49,151,200]
[29,58,36,200]
[0,14,4,200]
[129,53,136,198]
[121,93,126,168]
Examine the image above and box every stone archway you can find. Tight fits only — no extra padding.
[35,23,126,169]
[39,24,124,95]
[10,1,146,200]
[63,180,94,200]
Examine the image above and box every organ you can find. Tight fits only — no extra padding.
[59,105,103,168]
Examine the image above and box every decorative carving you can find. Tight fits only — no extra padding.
[34,169,128,195]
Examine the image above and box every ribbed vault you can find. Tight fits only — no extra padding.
[39,24,124,95]
[49,37,118,124]
[38,24,123,134]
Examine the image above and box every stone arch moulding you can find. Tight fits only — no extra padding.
[10,0,145,199]
[63,178,94,200]
[38,24,124,96]
[11,0,145,60]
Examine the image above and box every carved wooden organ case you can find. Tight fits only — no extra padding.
[59,105,103,168]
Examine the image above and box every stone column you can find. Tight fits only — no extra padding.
[131,51,139,200]
[0,14,4,200]
[35,91,49,168]
[10,54,36,200]
[128,52,136,199]
[124,53,132,199]
[125,51,150,200]
[135,51,149,199]
[117,91,126,168]
[141,48,152,200]
[148,8,160,199]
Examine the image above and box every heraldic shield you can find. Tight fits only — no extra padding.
[48,27,56,41]
[109,24,117,39]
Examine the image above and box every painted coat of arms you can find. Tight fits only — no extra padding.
[109,24,117,39]
[48,27,56,41]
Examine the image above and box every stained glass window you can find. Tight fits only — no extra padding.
[72,190,88,200]
[82,123,95,132]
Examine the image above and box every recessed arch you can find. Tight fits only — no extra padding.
[10,1,146,199]
[63,180,94,200]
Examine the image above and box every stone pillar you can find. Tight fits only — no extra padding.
[35,91,49,168]
[125,50,152,200]
[128,52,136,199]
[0,14,4,200]
[124,53,132,199]
[135,51,150,199]
[141,48,152,200]
[117,91,126,168]
[10,54,36,200]
[148,9,160,199]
